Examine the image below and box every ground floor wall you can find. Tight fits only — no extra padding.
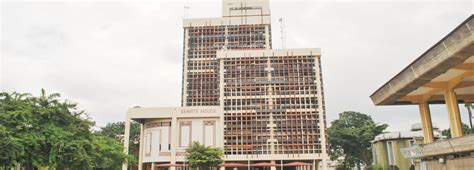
[141,159,328,170]
[415,156,474,170]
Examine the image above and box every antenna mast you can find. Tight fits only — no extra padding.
[184,0,190,18]
[279,18,286,49]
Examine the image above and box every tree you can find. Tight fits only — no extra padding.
[0,89,132,169]
[95,121,140,168]
[328,111,388,170]
[96,121,140,154]
[441,123,473,139]
[90,135,136,169]
[185,141,224,170]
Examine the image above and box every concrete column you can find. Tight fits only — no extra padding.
[271,160,276,170]
[444,88,464,138]
[312,160,317,170]
[418,102,434,143]
[314,57,328,170]
[151,162,155,170]
[139,123,145,170]
[122,117,132,170]
[170,116,178,170]
[265,25,270,49]
[319,159,327,170]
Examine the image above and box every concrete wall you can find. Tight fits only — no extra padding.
[417,157,474,170]
[373,139,423,170]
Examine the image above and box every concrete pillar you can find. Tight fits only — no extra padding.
[170,116,178,170]
[319,159,327,170]
[122,117,132,170]
[138,123,145,170]
[312,160,318,170]
[418,102,434,143]
[151,162,155,170]
[271,160,276,170]
[444,88,464,138]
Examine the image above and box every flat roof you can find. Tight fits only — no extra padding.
[216,48,321,59]
[183,16,271,27]
[126,106,223,122]
[370,15,474,105]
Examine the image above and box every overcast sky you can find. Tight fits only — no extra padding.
[1,0,473,131]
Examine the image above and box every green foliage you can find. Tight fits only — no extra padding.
[0,90,131,169]
[371,163,389,170]
[95,121,140,167]
[185,141,224,169]
[328,111,388,170]
[90,135,129,169]
[96,121,140,153]
[441,123,473,139]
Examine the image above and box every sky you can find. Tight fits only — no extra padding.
[1,0,473,132]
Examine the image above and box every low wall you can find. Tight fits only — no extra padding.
[416,156,474,170]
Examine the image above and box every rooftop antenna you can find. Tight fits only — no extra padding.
[184,0,190,18]
[279,18,286,49]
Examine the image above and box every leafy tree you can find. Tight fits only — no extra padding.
[441,123,473,139]
[328,111,388,170]
[0,89,132,169]
[0,125,24,168]
[96,121,140,154]
[185,141,224,170]
[95,121,140,169]
[90,135,136,169]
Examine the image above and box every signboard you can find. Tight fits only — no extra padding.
[400,145,424,158]
[180,108,217,114]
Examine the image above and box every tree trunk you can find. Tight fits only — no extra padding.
[25,163,33,170]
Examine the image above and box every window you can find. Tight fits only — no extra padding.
[179,121,192,147]
[373,143,379,164]
[144,132,152,156]
[386,141,395,165]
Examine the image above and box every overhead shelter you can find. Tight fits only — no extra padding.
[370,15,474,144]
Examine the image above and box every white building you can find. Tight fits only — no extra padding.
[123,0,329,170]
[123,107,224,170]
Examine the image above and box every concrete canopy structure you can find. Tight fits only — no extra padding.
[371,15,474,143]
[370,15,474,169]
[370,16,474,106]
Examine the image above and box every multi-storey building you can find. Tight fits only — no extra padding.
[181,0,272,106]
[217,49,328,166]
[124,0,328,170]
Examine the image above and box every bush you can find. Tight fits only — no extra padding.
[371,164,388,170]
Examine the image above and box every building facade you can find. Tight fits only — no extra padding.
[217,49,327,160]
[124,0,328,170]
[181,0,272,107]
[123,107,224,170]
[371,124,440,170]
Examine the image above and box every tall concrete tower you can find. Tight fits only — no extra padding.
[180,0,328,169]
[181,0,272,107]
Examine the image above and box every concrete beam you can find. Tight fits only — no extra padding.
[370,15,474,105]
